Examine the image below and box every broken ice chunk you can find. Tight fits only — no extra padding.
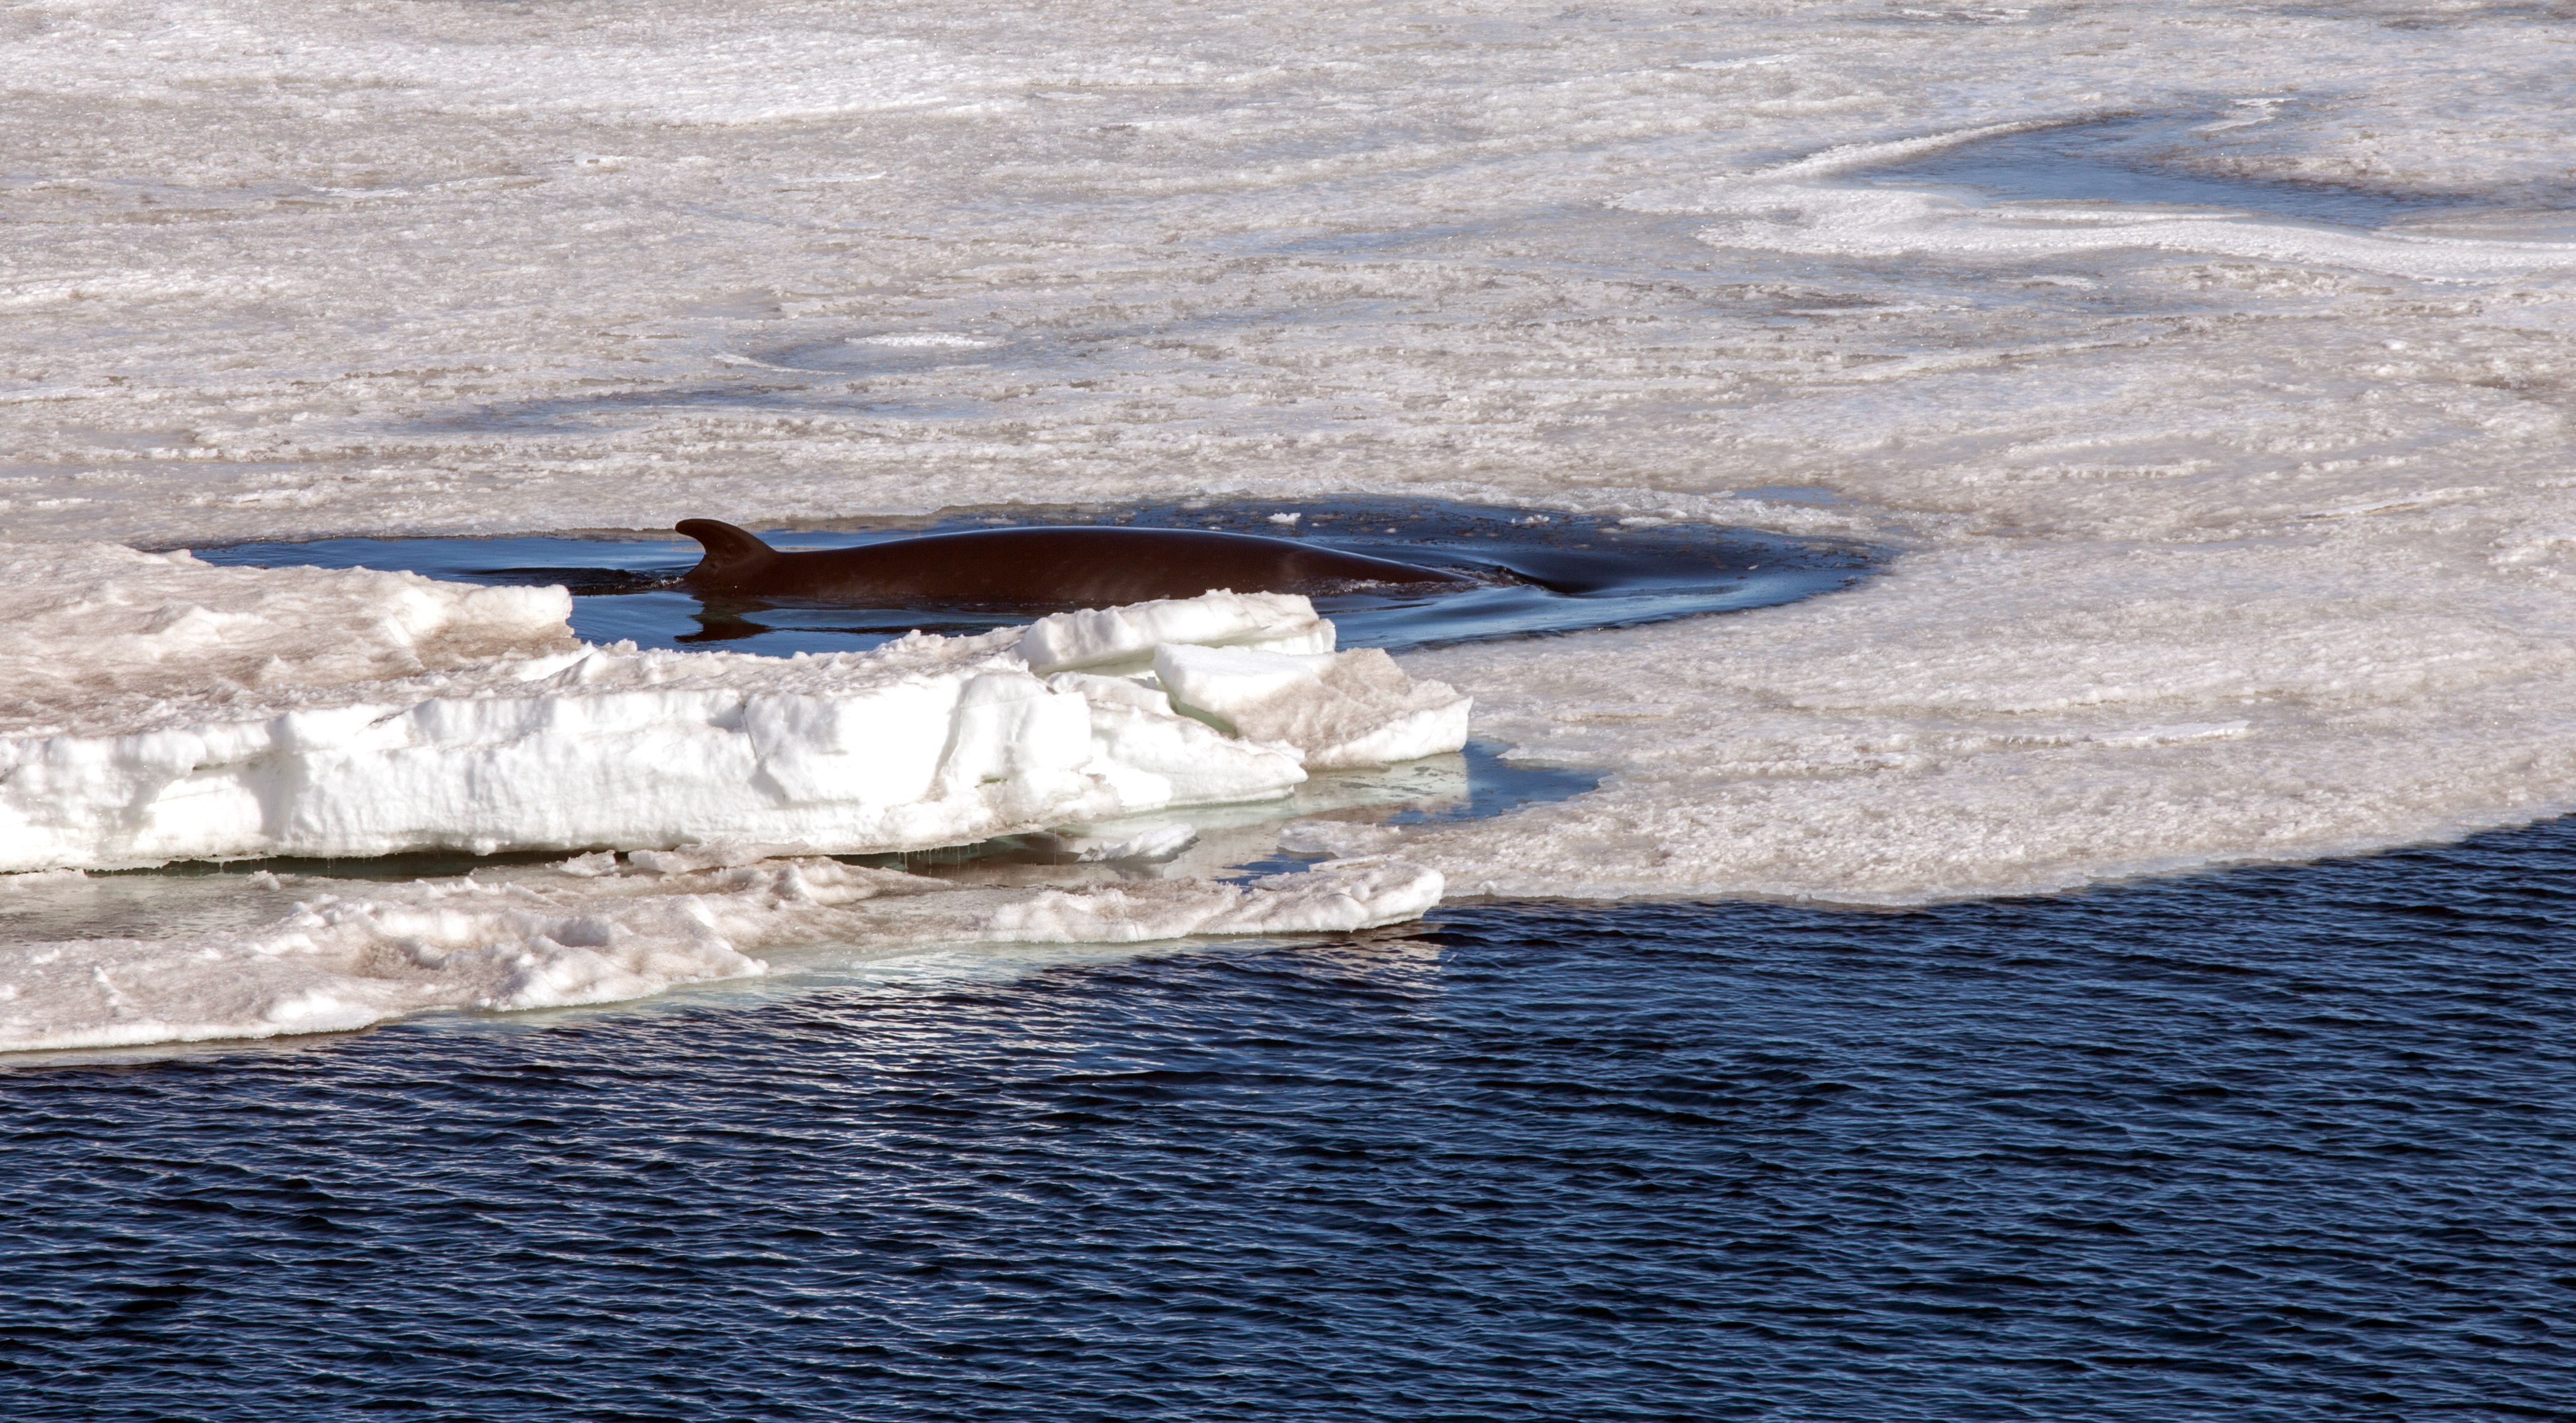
[1015,592,1334,676]
[1024,822,1200,862]
[1046,669,1309,810]
[1152,644,1471,769]
[979,858,1443,942]
[1277,819,1407,859]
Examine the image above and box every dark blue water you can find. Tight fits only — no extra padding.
[190,499,1876,660]
[7,815,2575,1421]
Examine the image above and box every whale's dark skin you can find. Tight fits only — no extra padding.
[674,519,1476,606]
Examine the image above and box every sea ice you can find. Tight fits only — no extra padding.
[0,855,1443,1052]
[1016,590,1334,674]
[0,556,1470,873]
[1154,644,1475,770]
[9,0,2576,912]
[0,542,574,739]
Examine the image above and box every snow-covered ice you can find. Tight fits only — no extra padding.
[0,558,1468,872]
[0,543,575,739]
[1015,590,1334,674]
[1154,644,1475,771]
[9,0,2576,1042]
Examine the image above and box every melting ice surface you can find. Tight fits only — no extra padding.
[7,0,2576,1042]
[1857,114,2480,229]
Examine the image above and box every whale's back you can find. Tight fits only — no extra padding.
[676,522,1469,604]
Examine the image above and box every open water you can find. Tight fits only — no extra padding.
[6,816,2574,1421]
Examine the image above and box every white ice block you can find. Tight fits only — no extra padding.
[1015,591,1334,676]
[0,552,1471,873]
[1153,643,1472,769]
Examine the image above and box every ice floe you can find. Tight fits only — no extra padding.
[0,855,1442,1052]
[1014,590,1334,674]
[11,0,2576,919]
[0,555,1468,873]
[0,542,574,739]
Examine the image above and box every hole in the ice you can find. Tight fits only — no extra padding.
[1860,114,2483,229]
[191,497,1878,659]
[93,499,1852,915]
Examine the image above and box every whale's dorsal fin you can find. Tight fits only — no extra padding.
[675,519,778,588]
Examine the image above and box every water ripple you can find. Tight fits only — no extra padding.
[6,820,2576,1419]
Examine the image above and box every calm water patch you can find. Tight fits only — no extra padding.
[4,815,2572,1420]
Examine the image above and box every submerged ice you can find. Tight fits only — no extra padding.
[0,855,1442,1053]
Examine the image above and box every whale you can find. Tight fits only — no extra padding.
[674,519,1477,606]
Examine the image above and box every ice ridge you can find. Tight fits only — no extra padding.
[0,550,1469,873]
